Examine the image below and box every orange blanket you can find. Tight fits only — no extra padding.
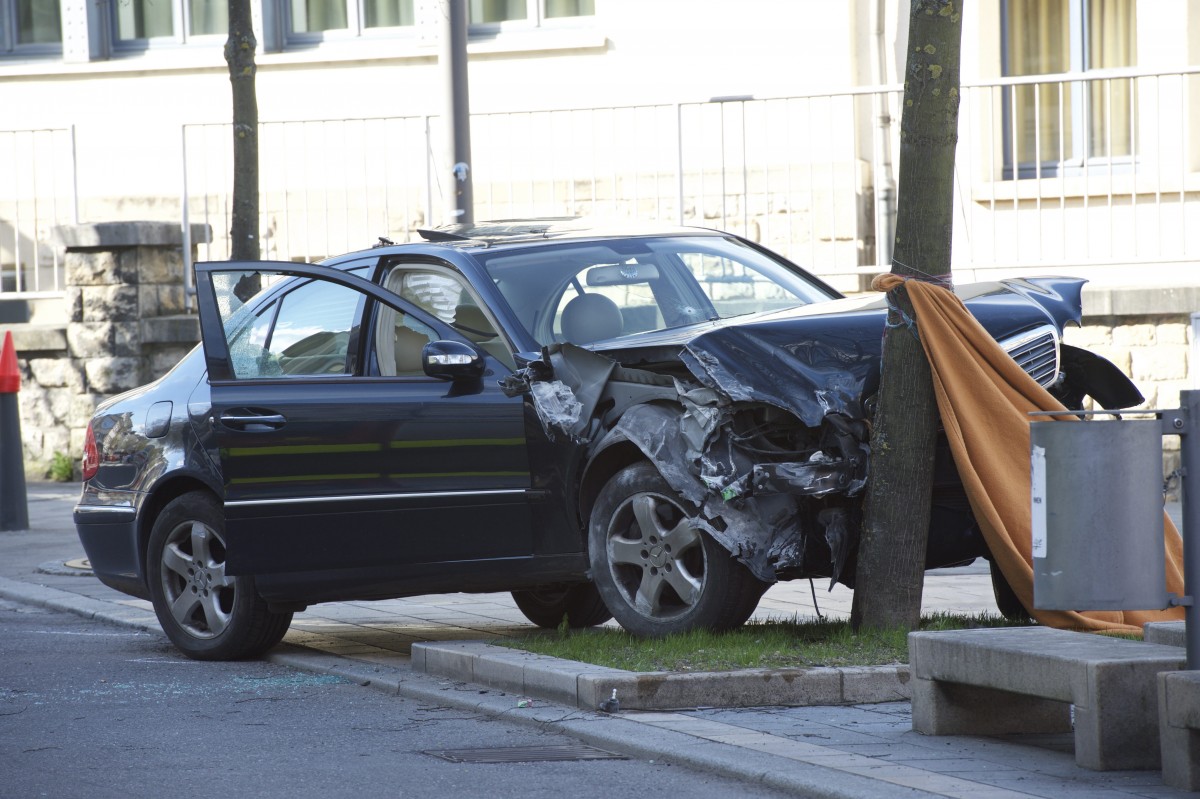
[874,274,1186,633]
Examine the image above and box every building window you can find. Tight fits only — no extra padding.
[114,0,228,46]
[284,0,589,43]
[1,0,62,55]
[1002,0,1137,177]
[469,0,593,25]
[288,0,415,37]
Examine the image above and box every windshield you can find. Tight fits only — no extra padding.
[479,235,837,347]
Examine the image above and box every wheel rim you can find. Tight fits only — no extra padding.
[605,492,706,620]
[158,519,235,639]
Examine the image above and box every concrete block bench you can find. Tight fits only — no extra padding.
[909,626,1185,771]
[1144,620,1185,647]
[1159,670,1200,790]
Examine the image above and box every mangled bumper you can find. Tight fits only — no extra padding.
[503,341,872,584]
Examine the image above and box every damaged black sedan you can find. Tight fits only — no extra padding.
[74,220,1140,659]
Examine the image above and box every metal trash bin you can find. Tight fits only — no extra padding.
[1030,417,1169,611]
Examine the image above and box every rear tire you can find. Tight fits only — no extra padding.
[147,492,292,660]
[589,462,767,637]
[511,583,612,628]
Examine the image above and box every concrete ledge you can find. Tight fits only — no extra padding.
[0,324,68,353]
[1082,285,1200,317]
[53,221,212,249]
[909,626,1185,771]
[1159,670,1200,791]
[412,640,911,711]
[1144,621,1185,647]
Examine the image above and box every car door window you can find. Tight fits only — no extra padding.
[382,265,515,369]
[220,273,363,379]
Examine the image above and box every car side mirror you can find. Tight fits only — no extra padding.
[422,340,485,381]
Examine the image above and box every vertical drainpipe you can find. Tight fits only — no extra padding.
[870,0,896,269]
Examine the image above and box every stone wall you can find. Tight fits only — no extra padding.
[1,222,205,477]
[1065,285,1199,492]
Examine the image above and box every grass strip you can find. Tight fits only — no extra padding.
[496,611,1031,672]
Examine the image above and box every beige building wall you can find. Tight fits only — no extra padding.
[2,1,1197,287]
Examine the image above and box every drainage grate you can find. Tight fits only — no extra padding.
[423,744,628,764]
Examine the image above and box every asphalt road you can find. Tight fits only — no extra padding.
[0,599,801,799]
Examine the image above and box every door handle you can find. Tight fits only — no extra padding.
[218,412,287,430]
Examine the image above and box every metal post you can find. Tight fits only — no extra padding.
[441,0,473,226]
[0,332,28,531]
[1178,390,1200,669]
[181,125,193,311]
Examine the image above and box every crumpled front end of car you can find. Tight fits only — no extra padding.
[504,277,1145,591]
[503,340,876,586]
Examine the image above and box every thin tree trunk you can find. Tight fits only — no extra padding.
[225,0,259,261]
[850,0,963,632]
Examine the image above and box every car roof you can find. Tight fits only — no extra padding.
[320,218,729,266]
[414,217,715,246]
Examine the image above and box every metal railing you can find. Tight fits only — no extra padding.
[953,65,1200,283]
[177,65,1200,291]
[0,126,77,295]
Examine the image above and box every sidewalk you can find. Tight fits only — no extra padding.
[0,482,1190,799]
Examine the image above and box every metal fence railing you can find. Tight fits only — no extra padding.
[183,66,1200,292]
[952,65,1200,284]
[0,126,77,295]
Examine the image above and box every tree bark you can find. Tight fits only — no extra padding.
[225,0,259,261]
[850,0,963,632]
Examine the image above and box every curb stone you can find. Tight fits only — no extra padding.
[412,640,911,711]
[269,646,934,799]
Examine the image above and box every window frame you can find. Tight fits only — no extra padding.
[281,0,419,47]
[999,0,1138,180]
[0,0,63,57]
[109,0,229,52]
[280,0,591,48]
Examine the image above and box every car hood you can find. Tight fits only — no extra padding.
[593,276,1084,427]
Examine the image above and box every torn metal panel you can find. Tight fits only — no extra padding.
[680,324,879,427]
[528,381,584,441]
[612,402,709,506]
[503,343,616,442]
[510,339,871,583]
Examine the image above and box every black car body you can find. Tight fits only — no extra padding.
[74,221,1140,658]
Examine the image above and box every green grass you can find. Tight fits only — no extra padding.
[47,451,75,482]
[496,612,1031,672]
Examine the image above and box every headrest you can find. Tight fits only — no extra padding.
[560,293,623,344]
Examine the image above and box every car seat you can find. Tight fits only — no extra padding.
[394,325,430,375]
[560,293,624,344]
[453,304,514,368]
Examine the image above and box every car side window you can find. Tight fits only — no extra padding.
[222,275,362,379]
[381,265,516,370]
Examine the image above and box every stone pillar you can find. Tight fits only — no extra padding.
[52,221,208,462]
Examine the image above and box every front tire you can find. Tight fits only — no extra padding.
[589,462,767,637]
[147,492,293,660]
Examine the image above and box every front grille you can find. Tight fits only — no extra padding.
[1000,325,1060,387]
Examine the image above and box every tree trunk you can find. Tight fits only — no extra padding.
[850,0,963,632]
[225,0,259,261]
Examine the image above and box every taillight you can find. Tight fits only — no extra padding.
[82,423,99,481]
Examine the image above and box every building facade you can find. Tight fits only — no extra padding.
[1,0,1197,470]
